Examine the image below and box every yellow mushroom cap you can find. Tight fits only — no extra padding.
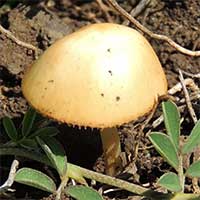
[22,23,167,128]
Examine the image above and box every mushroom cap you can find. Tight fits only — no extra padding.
[22,23,167,128]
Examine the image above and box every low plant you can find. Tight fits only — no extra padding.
[1,108,103,199]
[0,100,200,200]
[2,108,59,149]
[149,100,200,194]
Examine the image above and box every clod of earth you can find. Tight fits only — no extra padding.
[22,23,168,176]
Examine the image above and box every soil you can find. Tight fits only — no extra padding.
[0,0,200,200]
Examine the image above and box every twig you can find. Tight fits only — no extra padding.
[103,187,121,194]
[179,92,200,103]
[107,0,200,56]
[0,159,19,194]
[152,78,199,128]
[123,0,151,25]
[179,70,198,123]
[96,0,113,22]
[181,70,200,79]
[168,78,199,95]
[0,24,39,59]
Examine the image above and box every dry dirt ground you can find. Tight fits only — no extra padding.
[0,0,200,199]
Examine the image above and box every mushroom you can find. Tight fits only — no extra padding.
[22,23,167,176]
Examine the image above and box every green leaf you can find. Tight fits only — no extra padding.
[15,168,56,193]
[149,132,179,170]
[182,119,200,154]
[29,127,59,139]
[22,107,36,137]
[157,172,182,192]
[162,100,180,150]
[19,138,38,149]
[37,137,67,177]
[3,117,18,141]
[65,186,103,200]
[186,160,200,178]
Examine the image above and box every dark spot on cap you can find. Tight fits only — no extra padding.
[116,96,120,101]
[101,93,104,97]
[48,80,54,83]
[108,70,112,76]
[44,87,47,90]
[107,48,111,53]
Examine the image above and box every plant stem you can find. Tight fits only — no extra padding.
[56,176,69,200]
[0,147,158,198]
[1,147,200,200]
[67,163,167,199]
[177,154,185,192]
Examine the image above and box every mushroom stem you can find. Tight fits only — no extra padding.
[100,127,122,176]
